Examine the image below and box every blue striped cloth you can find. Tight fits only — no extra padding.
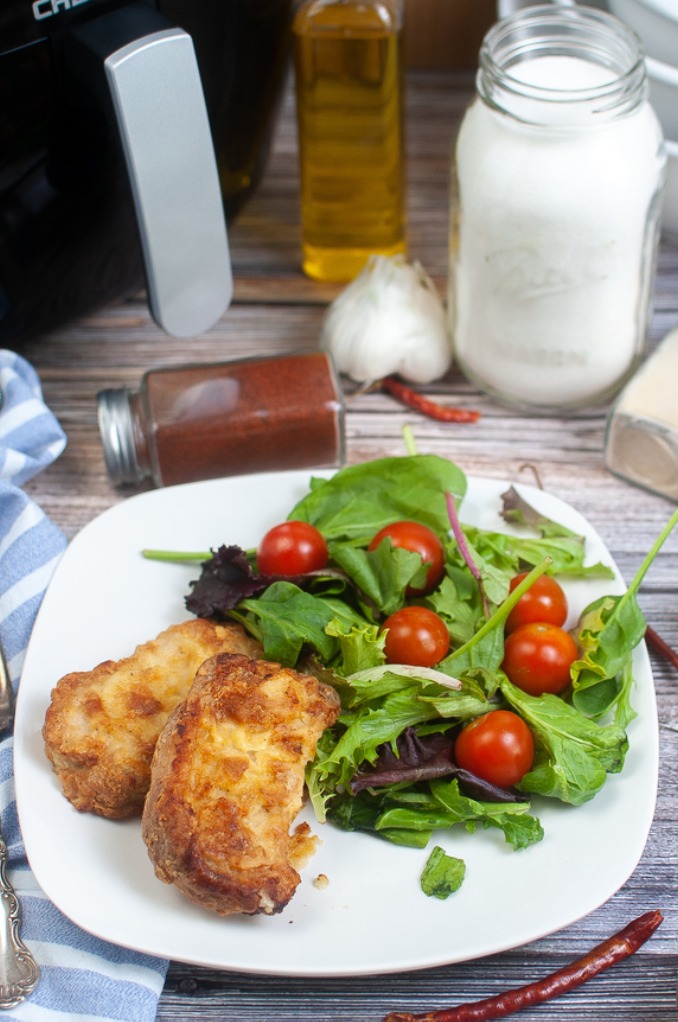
[0,350,169,1020]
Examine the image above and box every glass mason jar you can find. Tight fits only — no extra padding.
[448,5,666,412]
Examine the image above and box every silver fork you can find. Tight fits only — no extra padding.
[0,642,40,1009]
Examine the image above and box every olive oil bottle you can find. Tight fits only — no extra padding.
[292,0,406,282]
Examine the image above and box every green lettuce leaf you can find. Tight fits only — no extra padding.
[420,846,466,899]
[237,581,338,665]
[328,539,427,616]
[570,506,678,721]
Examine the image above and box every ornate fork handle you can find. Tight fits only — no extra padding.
[0,827,40,1009]
[0,640,40,1008]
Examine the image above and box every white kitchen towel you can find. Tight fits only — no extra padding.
[0,350,168,1021]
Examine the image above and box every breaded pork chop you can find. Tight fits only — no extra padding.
[141,652,341,917]
[43,618,261,819]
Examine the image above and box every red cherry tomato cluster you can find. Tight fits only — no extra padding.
[505,572,568,633]
[501,572,578,697]
[455,572,576,789]
[257,518,451,668]
[371,521,450,667]
[255,523,577,791]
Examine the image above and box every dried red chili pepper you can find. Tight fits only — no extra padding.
[383,910,663,1022]
[645,625,678,673]
[381,376,480,424]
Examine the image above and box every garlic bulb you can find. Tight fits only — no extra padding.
[319,255,452,384]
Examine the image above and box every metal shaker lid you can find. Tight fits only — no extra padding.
[96,387,143,484]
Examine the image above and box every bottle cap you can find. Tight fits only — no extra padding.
[606,416,678,500]
[605,327,678,500]
[96,388,144,484]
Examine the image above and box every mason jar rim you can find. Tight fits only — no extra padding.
[478,5,648,121]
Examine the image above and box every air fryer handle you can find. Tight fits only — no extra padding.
[65,4,232,338]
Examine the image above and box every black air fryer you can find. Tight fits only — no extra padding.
[0,0,293,342]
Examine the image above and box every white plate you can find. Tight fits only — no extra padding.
[14,470,658,977]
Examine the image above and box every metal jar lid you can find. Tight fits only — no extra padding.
[96,387,144,484]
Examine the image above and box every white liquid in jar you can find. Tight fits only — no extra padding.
[450,54,665,409]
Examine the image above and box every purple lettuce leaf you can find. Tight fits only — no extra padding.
[349,727,528,803]
[185,544,306,618]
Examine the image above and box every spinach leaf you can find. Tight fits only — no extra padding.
[325,788,433,848]
[288,454,467,542]
[236,581,339,665]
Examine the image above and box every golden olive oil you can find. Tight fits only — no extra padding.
[293,1,406,282]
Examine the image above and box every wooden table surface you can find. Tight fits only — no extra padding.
[17,71,678,1021]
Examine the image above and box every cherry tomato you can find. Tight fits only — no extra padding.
[369,520,445,595]
[257,521,328,576]
[502,622,578,696]
[505,572,568,634]
[454,709,534,788]
[382,606,450,667]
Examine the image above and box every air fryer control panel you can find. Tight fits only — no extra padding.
[0,0,154,53]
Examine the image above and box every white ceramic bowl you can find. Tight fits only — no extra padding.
[661,140,678,243]
[646,55,678,144]
[608,0,678,66]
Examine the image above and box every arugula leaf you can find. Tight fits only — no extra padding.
[498,487,615,578]
[570,506,678,721]
[500,679,628,806]
[428,778,544,849]
[420,846,466,899]
[288,454,467,542]
[440,560,553,690]
[571,594,644,720]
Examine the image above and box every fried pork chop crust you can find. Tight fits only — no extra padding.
[42,619,262,819]
[141,652,341,917]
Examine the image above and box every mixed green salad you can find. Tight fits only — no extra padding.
[148,454,677,898]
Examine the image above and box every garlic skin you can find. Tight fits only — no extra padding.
[319,255,453,384]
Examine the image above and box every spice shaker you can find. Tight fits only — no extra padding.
[448,5,666,411]
[97,352,345,487]
[292,0,406,283]
[605,327,678,500]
